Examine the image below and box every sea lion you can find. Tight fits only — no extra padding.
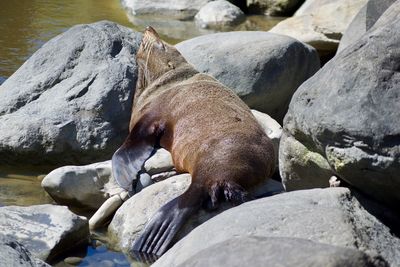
[112,27,275,256]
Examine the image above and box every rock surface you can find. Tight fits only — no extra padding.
[0,236,50,267]
[154,188,400,267]
[121,0,212,20]
[0,204,89,262]
[247,0,305,16]
[168,236,389,267]
[195,0,245,28]
[143,148,174,175]
[294,0,336,15]
[252,109,282,168]
[280,3,400,208]
[337,0,396,52]
[108,174,284,252]
[176,31,320,122]
[270,0,367,56]
[42,161,124,210]
[0,21,141,166]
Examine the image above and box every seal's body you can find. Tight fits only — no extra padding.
[112,27,275,256]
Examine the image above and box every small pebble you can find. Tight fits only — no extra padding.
[64,257,83,265]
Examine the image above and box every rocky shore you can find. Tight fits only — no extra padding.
[0,0,399,266]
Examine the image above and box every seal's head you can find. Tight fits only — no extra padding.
[136,27,186,90]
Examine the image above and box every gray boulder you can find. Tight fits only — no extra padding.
[195,0,245,29]
[108,174,284,252]
[0,21,141,166]
[247,0,305,16]
[176,31,320,122]
[280,2,400,208]
[0,204,89,262]
[0,236,50,267]
[41,161,124,210]
[338,0,397,52]
[171,236,388,267]
[121,0,212,20]
[154,188,400,267]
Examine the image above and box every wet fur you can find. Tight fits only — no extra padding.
[112,27,275,256]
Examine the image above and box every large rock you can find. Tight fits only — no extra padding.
[169,236,389,267]
[0,204,89,262]
[280,3,400,209]
[108,174,284,252]
[270,0,367,56]
[41,161,124,210]
[195,0,245,29]
[0,236,50,267]
[247,0,305,16]
[154,188,400,267]
[0,21,141,166]
[121,0,212,20]
[176,31,320,122]
[337,0,397,52]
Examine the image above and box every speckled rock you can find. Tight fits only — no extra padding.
[0,21,141,166]
[0,204,89,262]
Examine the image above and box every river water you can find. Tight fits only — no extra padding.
[0,0,282,265]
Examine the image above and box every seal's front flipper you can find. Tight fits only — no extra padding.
[112,119,164,191]
[112,140,154,191]
[132,184,205,256]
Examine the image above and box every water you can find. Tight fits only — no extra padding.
[0,0,282,265]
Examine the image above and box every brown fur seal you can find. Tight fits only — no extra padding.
[112,27,275,256]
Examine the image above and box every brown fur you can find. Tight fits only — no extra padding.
[112,27,275,256]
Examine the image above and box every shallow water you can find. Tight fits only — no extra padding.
[0,0,283,82]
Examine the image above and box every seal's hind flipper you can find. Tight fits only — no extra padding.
[112,118,165,191]
[132,183,206,255]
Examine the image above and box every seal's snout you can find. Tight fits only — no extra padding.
[144,26,160,40]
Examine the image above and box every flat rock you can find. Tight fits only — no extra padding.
[171,236,389,267]
[154,188,400,267]
[0,236,50,267]
[121,0,212,20]
[337,0,396,52]
[280,2,400,209]
[247,0,304,16]
[0,21,141,166]
[195,0,245,28]
[270,0,367,56]
[0,204,89,262]
[176,31,320,122]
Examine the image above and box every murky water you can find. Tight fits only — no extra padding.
[0,0,282,265]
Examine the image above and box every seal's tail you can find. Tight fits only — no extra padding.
[209,180,251,208]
